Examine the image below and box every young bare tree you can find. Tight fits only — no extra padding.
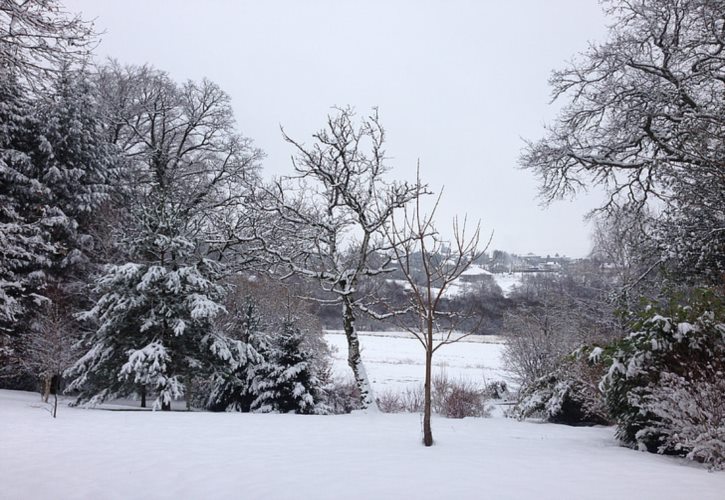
[20,297,79,417]
[385,182,488,446]
[252,107,419,410]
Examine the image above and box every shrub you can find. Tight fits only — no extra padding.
[511,351,609,426]
[376,387,424,413]
[482,380,509,400]
[642,373,725,470]
[602,290,725,468]
[376,373,492,418]
[432,372,490,419]
[320,376,361,414]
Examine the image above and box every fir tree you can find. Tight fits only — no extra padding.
[66,256,243,410]
[205,296,266,412]
[66,66,260,409]
[251,318,324,414]
[0,74,55,371]
[1,69,116,386]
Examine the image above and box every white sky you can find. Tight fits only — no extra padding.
[65,0,610,258]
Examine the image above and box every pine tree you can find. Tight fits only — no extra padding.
[66,256,245,409]
[205,296,266,412]
[0,75,55,373]
[35,69,116,277]
[1,69,116,387]
[251,318,324,414]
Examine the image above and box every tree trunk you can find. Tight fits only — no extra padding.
[42,376,51,403]
[140,386,146,408]
[423,316,434,446]
[342,296,378,411]
[161,399,171,411]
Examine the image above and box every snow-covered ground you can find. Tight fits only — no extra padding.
[492,272,522,296]
[2,332,723,499]
[2,389,724,500]
[324,330,508,392]
[386,266,526,298]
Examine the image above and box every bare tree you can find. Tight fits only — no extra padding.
[20,298,79,417]
[0,0,95,88]
[252,107,419,410]
[385,180,488,446]
[521,0,725,282]
[95,61,264,267]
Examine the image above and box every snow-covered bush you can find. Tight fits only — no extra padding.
[602,290,725,467]
[512,350,609,425]
[319,376,361,415]
[641,373,725,470]
[482,380,509,400]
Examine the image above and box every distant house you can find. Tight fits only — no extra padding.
[458,265,494,283]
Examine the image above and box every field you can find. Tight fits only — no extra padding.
[324,330,508,393]
[1,331,723,500]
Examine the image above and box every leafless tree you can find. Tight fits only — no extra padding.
[20,298,79,417]
[385,178,489,446]
[95,61,264,268]
[502,299,581,388]
[251,107,419,410]
[0,0,95,88]
[521,0,725,282]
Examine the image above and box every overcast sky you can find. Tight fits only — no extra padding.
[65,0,610,257]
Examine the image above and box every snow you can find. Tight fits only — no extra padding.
[2,389,724,500]
[491,272,523,297]
[2,330,723,499]
[387,269,522,298]
[324,330,508,392]
[460,264,493,276]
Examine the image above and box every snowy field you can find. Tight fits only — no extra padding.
[324,330,508,393]
[2,332,724,500]
[2,390,724,500]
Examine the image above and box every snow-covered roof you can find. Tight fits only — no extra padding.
[460,265,493,276]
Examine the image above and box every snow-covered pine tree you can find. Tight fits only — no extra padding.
[205,296,266,412]
[251,318,324,414]
[1,68,116,388]
[66,255,244,409]
[35,69,116,278]
[0,74,56,375]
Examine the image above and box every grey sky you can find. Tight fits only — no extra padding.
[65,0,610,257]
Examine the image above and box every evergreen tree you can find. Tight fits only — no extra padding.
[66,257,243,409]
[251,318,324,414]
[205,296,266,412]
[1,69,116,386]
[35,69,116,278]
[0,75,55,367]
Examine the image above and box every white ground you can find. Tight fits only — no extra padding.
[2,331,724,499]
[324,330,509,393]
[491,272,523,297]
